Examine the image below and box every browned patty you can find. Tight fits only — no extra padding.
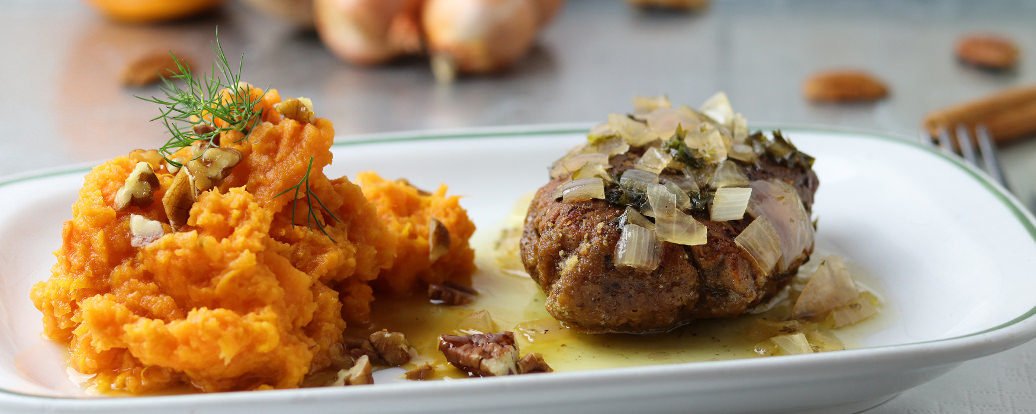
[520,157,818,334]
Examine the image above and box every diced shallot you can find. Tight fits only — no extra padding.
[619,169,659,193]
[550,153,609,179]
[748,180,814,272]
[710,161,750,188]
[700,92,734,127]
[710,187,752,221]
[644,106,700,141]
[618,206,655,230]
[635,147,673,174]
[587,135,630,156]
[608,113,656,147]
[647,184,707,246]
[792,257,858,320]
[735,216,781,274]
[769,332,814,355]
[632,95,671,115]
[614,223,662,271]
[555,178,605,203]
[828,292,879,328]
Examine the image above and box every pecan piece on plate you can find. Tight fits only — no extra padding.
[340,355,373,386]
[517,353,553,374]
[438,332,520,377]
[428,282,477,306]
[368,330,413,366]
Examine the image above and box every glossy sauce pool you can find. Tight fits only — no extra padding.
[351,212,888,379]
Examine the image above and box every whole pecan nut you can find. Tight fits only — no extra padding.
[803,70,888,103]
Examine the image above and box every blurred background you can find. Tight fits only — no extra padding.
[2,0,1035,411]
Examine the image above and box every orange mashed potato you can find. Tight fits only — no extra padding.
[30,87,476,393]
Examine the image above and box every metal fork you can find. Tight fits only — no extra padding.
[921,125,1012,192]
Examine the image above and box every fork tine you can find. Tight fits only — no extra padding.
[936,127,954,153]
[955,124,979,166]
[975,125,1011,190]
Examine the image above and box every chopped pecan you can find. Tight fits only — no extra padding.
[129,214,164,247]
[341,355,373,386]
[404,363,435,380]
[428,217,451,262]
[345,337,385,365]
[516,353,553,374]
[162,168,197,229]
[186,147,242,192]
[114,162,160,210]
[368,330,413,366]
[428,282,477,306]
[438,332,519,377]
[274,97,316,123]
[328,342,356,370]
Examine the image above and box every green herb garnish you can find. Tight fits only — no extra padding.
[274,157,342,241]
[605,184,648,210]
[768,130,815,169]
[140,33,265,166]
[663,126,706,169]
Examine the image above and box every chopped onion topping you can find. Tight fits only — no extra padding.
[550,153,609,179]
[748,180,814,272]
[587,135,631,156]
[828,292,879,328]
[608,114,656,147]
[618,206,655,230]
[646,183,679,218]
[710,161,750,188]
[632,95,672,115]
[710,187,752,221]
[661,174,700,195]
[614,223,662,271]
[735,216,781,274]
[587,123,618,143]
[619,168,659,193]
[647,184,707,245]
[792,257,858,320]
[684,124,728,165]
[635,147,673,174]
[727,143,757,163]
[555,178,606,203]
[700,92,734,127]
[770,333,814,355]
[572,163,612,182]
[662,181,691,209]
[613,223,663,271]
[731,113,749,143]
[644,107,701,140]
[655,214,707,246]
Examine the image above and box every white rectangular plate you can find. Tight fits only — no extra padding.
[0,125,1034,414]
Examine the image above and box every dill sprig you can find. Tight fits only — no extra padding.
[139,33,265,166]
[275,157,342,241]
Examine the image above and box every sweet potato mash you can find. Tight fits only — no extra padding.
[30,85,475,393]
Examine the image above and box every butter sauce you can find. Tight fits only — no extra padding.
[355,199,885,378]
